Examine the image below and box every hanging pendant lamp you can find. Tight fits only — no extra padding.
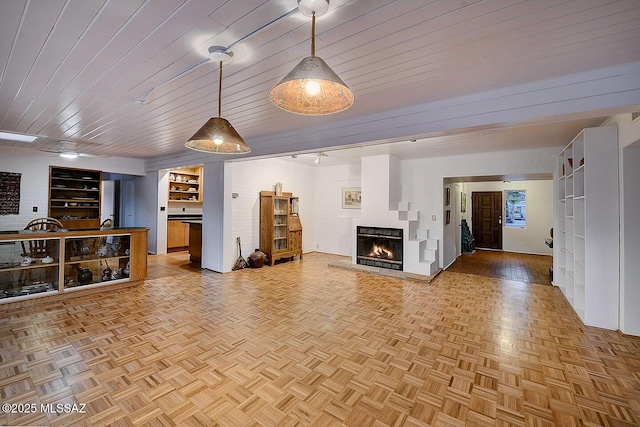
[185,51,250,154]
[269,0,354,115]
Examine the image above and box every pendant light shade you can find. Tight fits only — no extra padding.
[186,56,250,154]
[185,117,250,154]
[269,2,354,115]
[269,55,354,115]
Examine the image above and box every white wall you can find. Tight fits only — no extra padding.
[400,146,559,268]
[0,147,144,231]
[621,145,640,336]
[215,147,558,272]
[463,180,553,255]
[225,158,316,270]
[617,111,640,336]
[313,163,361,255]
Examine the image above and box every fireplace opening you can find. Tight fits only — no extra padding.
[357,226,403,270]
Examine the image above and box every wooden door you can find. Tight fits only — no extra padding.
[472,192,502,250]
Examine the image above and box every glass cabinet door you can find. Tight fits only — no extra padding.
[0,238,60,300]
[273,198,289,251]
[64,234,131,289]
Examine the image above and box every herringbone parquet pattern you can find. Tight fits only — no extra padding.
[1,253,639,426]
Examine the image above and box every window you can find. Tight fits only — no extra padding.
[505,190,526,228]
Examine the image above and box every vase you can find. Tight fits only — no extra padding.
[248,249,268,268]
[77,268,93,285]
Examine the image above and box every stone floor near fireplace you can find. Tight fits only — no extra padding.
[328,258,441,284]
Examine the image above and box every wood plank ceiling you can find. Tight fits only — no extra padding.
[0,0,639,159]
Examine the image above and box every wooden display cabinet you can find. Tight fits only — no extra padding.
[259,191,303,266]
[49,166,102,229]
[169,167,202,202]
[0,228,148,305]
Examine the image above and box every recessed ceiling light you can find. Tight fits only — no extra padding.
[0,131,38,143]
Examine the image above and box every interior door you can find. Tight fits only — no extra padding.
[122,179,136,227]
[101,180,115,225]
[472,191,502,249]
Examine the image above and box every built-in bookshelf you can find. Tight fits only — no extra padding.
[553,126,619,329]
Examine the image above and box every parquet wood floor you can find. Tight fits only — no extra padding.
[1,252,639,426]
[446,250,553,285]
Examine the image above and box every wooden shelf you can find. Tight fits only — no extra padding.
[49,166,102,229]
[168,167,202,202]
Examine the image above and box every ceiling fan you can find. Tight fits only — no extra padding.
[38,141,109,158]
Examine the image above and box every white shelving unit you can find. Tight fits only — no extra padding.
[553,126,619,329]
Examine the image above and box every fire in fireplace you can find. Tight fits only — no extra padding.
[370,244,393,259]
[357,226,403,270]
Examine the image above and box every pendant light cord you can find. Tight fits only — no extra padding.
[311,12,316,57]
[218,61,223,118]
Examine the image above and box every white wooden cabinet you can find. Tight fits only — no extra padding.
[553,126,619,329]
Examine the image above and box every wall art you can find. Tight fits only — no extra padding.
[0,172,21,215]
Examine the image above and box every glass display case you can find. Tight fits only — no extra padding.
[0,238,60,299]
[0,228,147,304]
[64,234,131,289]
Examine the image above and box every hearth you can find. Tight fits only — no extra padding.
[356,226,403,270]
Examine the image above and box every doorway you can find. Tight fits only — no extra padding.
[472,191,502,250]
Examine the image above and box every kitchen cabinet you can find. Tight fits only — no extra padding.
[167,219,190,251]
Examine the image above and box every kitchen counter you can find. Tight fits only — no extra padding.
[168,214,202,220]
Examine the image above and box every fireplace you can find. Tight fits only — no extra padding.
[356,226,403,270]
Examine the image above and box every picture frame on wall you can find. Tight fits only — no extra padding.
[445,187,451,206]
[342,187,361,209]
[461,192,467,213]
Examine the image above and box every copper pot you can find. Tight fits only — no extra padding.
[77,267,93,285]
[248,249,268,268]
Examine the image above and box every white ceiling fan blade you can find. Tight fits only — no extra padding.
[78,152,110,158]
